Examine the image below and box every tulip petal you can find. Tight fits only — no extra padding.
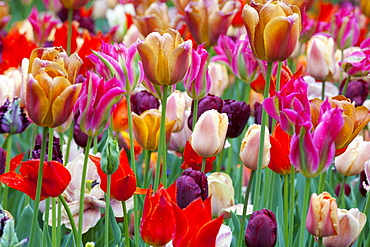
[193,215,224,247]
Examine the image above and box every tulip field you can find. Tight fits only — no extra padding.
[1,0,370,246]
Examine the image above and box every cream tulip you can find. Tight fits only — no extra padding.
[208,172,235,217]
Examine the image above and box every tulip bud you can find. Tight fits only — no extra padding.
[245,209,277,247]
[208,172,235,217]
[240,124,271,171]
[176,168,208,209]
[222,99,250,138]
[323,208,367,247]
[100,135,120,175]
[334,183,351,198]
[340,79,368,107]
[335,135,370,177]
[0,98,30,134]
[208,62,230,97]
[166,90,186,133]
[190,109,228,157]
[306,192,339,237]
[131,90,160,116]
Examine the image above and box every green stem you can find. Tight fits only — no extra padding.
[143,150,152,188]
[125,94,140,247]
[321,80,326,100]
[154,85,169,190]
[337,176,347,207]
[64,121,74,165]
[252,61,273,210]
[318,171,327,193]
[66,8,73,55]
[93,136,98,154]
[57,198,62,245]
[237,170,255,247]
[244,82,251,104]
[356,191,370,246]
[29,127,48,247]
[192,99,199,130]
[77,136,93,247]
[275,62,283,92]
[225,143,233,174]
[42,198,50,247]
[216,149,224,172]
[58,195,79,246]
[283,174,289,246]
[288,166,295,245]
[237,159,244,203]
[264,168,272,209]
[2,134,12,209]
[105,175,111,247]
[299,177,311,246]
[201,156,207,173]
[341,76,351,96]
[318,237,323,247]
[51,198,57,247]
[122,201,130,247]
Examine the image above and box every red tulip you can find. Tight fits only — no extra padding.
[89,149,136,202]
[0,159,71,200]
[141,185,175,247]
[172,197,224,247]
[181,141,216,173]
[268,123,292,175]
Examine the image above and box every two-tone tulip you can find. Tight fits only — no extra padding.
[306,192,339,237]
[74,71,124,137]
[166,90,186,133]
[60,0,89,10]
[26,47,82,128]
[137,28,192,86]
[132,109,175,151]
[208,172,235,217]
[242,0,301,62]
[0,98,29,134]
[360,0,370,18]
[190,109,228,157]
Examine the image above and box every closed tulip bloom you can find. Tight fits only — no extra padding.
[268,123,291,175]
[208,172,235,217]
[132,109,175,151]
[335,136,370,176]
[360,0,370,18]
[75,72,124,137]
[130,90,160,115]
[26,47,82,128]
[240,124,271,171]
[222,99,250,138]
[60,0,89,10]
[307,34,336,81]
[245,209,277,247]
[0,98,30,134]
[340,79,368,107]
[141,186,175,247]
[190,109,228,157]
[323,208,366,247]
[306,192,339,237]
[242,0,301,62]
[166,90,186,133]
[137,28,192,86]
[208,62,230,97]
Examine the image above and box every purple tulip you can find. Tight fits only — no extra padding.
[0,147,5,175]
[245,209,277,247]
[340,79,368,106]
[183,44,211,100]
[32,134,63,164]
[74,72,124,137]
[222,99,250,138]
[0,98,30,134]
[176,168,208,209]
[130,90,160,115]
[289,100,344,178]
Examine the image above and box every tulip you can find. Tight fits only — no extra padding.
[306,34,336,81]
[268,124,291,175]
[90,149,136,201]
[334,183,351,198]
[208,62,230,97]
[0,147,5,174]
[323,208,367,247]
[60,0,89,10]
[181,141,216,173]
[133,2,170,37]
[290,100,343,178]
[208,172,235,217]
[74,71,124,137]
[176,168,208,209]
[190,109,228,157]
[137,28,192,86]
[0,159,71,200]
[310,96,370,149]
[168,111,193,152]
[335,136,370,176]
[339,39,370,77]
[172,197,224,246]
[132,109,175,151]
[32,135,63,164]
[240,124,271,171]
[166,90,186,133]
[363,160,370,193]
[306,192,339,237]
[184,0,240,47]
[222,99,250,138]
[0,75,19,106]
[360,0,370,18]
[141,186,175,247]
[305,76,339,100]
[112,98,128,133]
[242,0,301,62]
[245,209,277,247]
[130,90,160,115]
[26,47,82,128]
[0,1,10,31]
[0,98,30,134]
[27,7,59,45]
[341,79,368,106]
[183,44,211,100]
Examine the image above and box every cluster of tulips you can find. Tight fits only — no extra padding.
[1,0,370,246]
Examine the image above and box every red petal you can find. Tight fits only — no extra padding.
[193,215,224,247]
[42,161,71,198]
[10,153,24,171]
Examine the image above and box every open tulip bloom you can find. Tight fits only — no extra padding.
[3,1,370,247]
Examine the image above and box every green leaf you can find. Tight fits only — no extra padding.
[15,205,42,247]
[0,219,27,247]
